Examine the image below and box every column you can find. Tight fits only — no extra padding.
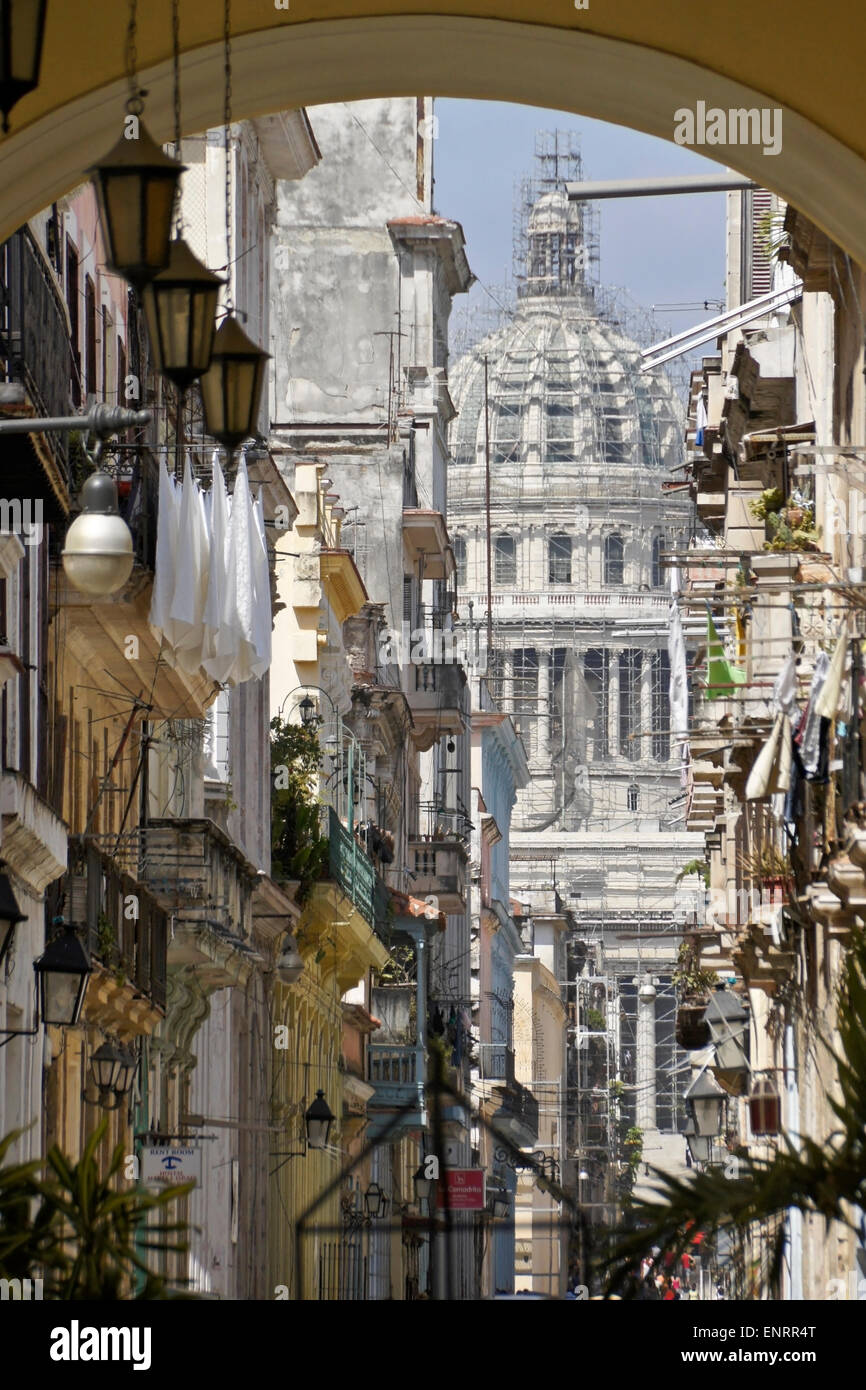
[607,649,620,758]
[501,647,514,710]
[636,973,657,1133]
[640,651,653,764]
[537,652,550,764]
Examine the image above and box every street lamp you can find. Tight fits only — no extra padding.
[705,985,750,1085]
[748,1075,782,1136]
[413,1161,435,1205]
[0,0,48,132]
[298,695,316,727]
[87,123,185,292]
[275,934,304,986]
[684,1116,712,1165]
[0,867,25,969]
[34,922,92,1026]
[86,1039,137,1110]
[685,1069,726,1139]
[200,315,270,452]
[363,1182,389,1220]
[304,1089,334,1150]
[61,472,134,597]
[141,239,224,391]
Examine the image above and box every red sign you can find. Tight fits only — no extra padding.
[437,1168,485,1211]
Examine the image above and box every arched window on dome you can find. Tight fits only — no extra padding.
[494,534,516,586]
[494,403,521,463]
[453,535,467,589]
[549,533,572,585]
[652,535,664,588]
[627,784,640,813]
[604,533,624,586]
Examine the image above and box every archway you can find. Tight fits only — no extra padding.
[0,11,865,263]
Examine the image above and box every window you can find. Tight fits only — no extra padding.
[583,649,608,761]
[549,533,572,585]
[619,650,642,763]
[453,536,467,589]
[652,535,664,588]
[652,650,671,762]
[627,784,640,813]
[494,534,516,585]
[604,533,624,586]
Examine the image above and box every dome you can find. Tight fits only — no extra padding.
[448,297,684,478]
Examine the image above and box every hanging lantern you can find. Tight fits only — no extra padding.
[61,472,134,597]
[200,315,270,451]
[142,238,224,390]
[275,934,303,986]
[685,1068,726,1138]
[87,123,185,291]
[0,867,25,968]
[748,1075,781,1136]
[0,0,48,132]
[705,984,750,1092]
[35,923,92,1026]
[304,1089,334,1150]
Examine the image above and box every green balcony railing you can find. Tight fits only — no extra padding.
[327,807,391,940]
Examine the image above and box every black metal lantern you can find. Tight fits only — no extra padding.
[413,1161,434,1204]
[363,1181,389,1220]
[684,1116,712,1165]
[304,1089,334,1150]
[87,122,185,291]
[35,923,92,1026]
[298,696,316,727]
[200,315,270,450]
[91,1038,125,1093]
[0,868,25,968]
[685,1068,726,1139]
[488,1186,510,1220]
[142,238,224,390]
[748,1075,782,1136]
[0,0,48,133]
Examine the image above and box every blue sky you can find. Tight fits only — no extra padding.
[432,98,727,343]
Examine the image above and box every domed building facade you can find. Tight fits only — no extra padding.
[448,175,703,1224]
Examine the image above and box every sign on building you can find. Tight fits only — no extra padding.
[436,1168,485,1211]
[140,1146,202,1187]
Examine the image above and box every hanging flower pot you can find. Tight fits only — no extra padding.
[676,998,711,1050]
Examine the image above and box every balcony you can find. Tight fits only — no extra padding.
[52,448,219,722]
[0,227,75,519]
[100,817,262,991]
[408,828,468,914]
[479,1044,539,1148]
[366,1043,426,1138]
[64,837,168,1030]
[407,662,467,749]
[327,808,391,941]
[402,508,454,580]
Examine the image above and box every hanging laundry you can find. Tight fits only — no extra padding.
[249,487,272,680]
[164,454,209,671]
[798,650,830,779]
[148,451,179,634]
[201,453,231,681]
[695,394,708,447]
[745,710,792,800]
[814,628,849,721]
[772,651,799,717]
[704,603,746,699]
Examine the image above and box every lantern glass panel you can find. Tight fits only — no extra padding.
[40,968,88,1027]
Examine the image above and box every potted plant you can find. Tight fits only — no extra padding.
[673,942,720,1049]
[738,844,791,900]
